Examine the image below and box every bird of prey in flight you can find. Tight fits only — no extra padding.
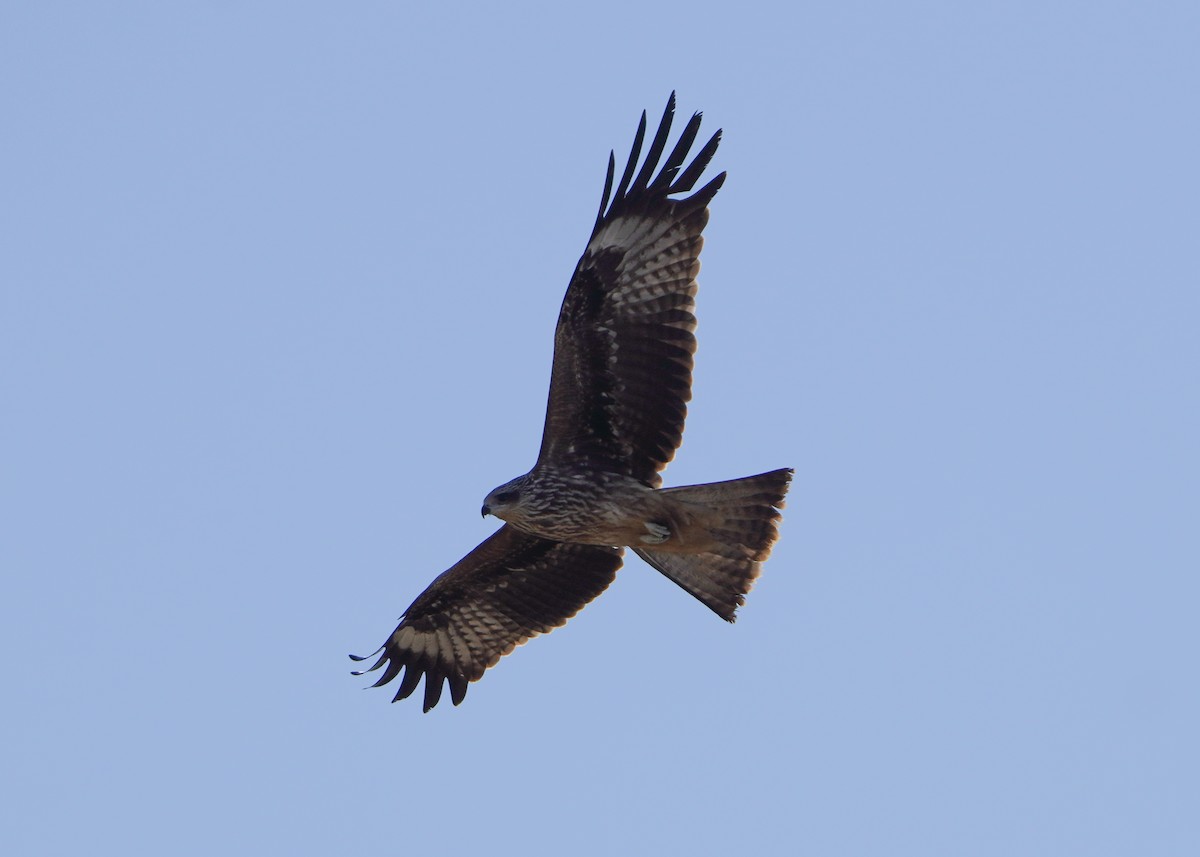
[352,94,792,711]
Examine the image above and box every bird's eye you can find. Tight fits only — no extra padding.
[496,490,519,504]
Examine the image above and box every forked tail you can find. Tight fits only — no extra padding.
[634,468,793,621]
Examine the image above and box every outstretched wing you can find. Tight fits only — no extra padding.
[351,525,623,712]
[536,93,726,487]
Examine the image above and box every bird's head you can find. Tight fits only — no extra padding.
[481,476,528,522]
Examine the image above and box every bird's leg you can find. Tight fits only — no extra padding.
[639,521,671,545]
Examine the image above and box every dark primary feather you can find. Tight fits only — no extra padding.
[539,93,726,486]
[609,108,647,216]
[352,525,623,712]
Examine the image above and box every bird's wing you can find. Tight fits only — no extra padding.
[536,93,726,487]
[351,525,623,712]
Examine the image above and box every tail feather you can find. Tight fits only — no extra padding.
[636,468,792,621]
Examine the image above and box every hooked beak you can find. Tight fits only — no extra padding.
[481,504,491,518]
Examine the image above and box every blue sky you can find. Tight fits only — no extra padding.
[3,2,1198,854]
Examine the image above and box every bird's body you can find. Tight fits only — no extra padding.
[484,465,732,551]
[353,94,793,711]
[484,467,676,546]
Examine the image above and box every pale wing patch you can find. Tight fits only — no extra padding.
[588,214,683,270]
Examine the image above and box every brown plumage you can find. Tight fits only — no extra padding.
[353,94,792,711]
